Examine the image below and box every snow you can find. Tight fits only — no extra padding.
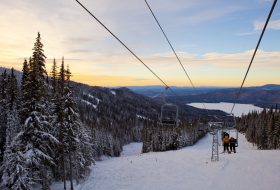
[81,99,97,109]
[83,93,101,104]
[136,114,147,120]
[94,97,101,104]
[120,142,142,157]
[87,93,95,99]
[188,102,263,117]
[67,134,280,190]
[110,90,116,96]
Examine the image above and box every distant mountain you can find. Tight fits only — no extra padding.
[0,67,22,82]
[169,85,280,108]
[250,84,280,91]
[126,84,280,108]
[125,85,225,97]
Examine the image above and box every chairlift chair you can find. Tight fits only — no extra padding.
[224,114,239,147]
[160,103,179,127]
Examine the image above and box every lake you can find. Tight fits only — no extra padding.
[187,102,263,117]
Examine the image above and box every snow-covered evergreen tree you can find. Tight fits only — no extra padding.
[50,58,58,96]
[1,146,32,190]
[237,106,280,149]
[20,58,31,123]
[1,110,23,189]
[0,68,29,190]
[54,62,94,189]
[63,65,81,190]
[0,70,8,162]
[4,33,58,189]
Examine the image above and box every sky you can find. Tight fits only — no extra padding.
[0,0,279,87]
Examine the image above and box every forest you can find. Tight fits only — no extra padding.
[0,33,95,189]
[237,108,280,149]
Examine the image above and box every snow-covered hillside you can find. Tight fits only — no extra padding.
[66,134,280,190]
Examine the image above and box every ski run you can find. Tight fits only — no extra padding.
[51,133,280,190]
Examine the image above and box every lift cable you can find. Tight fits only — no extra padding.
[230,0,278,114]
[74,0,178,96]
[144,0,208,111]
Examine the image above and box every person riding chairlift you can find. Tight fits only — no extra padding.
[223,133,230,153]
[229,137,237,153]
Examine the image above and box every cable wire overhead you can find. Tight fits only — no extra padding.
[230,0,278,114]
[144,0,208,110]
[74,0,178,96]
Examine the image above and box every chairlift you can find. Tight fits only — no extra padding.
[161,103,179,127]
[160,87,179,127]
[224,114,239,147]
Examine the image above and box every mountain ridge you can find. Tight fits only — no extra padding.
[125,84,280,108]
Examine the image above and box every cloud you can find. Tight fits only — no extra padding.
[63,37,97,44]
[235,18,280,37]
[142,49,280,69]
[254,19,280,30]
[67,49,95,54]
[2,48,279,86]
[200,49,280,67]
[71,73,157,86]
[0,0,279,86]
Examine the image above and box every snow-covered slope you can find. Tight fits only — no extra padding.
[72,134,280,190]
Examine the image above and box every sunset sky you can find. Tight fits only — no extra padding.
[0,0,279,87]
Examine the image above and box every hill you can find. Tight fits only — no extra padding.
[168,85,280,108]
[50,133,280,190]
[126,85,224,97]
[72,82,226,157]
[126,85,280,108]
[0,68,226,158]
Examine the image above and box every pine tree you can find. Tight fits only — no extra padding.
[53,58,67,189]
[7,68,18,110]
[50,58,58,96]
[55,63,93,188]
[0,68,29,189]
[238,108,280,150]
[7,33,58,189]
[1,109,22,189]
[29,32,47,111]
[74,126,94,182]
[1,146,32,190]
[0,70,8,162]
[63,65,79,190]
[20,58,31,123]
[21,59,29,92]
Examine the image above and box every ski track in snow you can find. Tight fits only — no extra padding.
[70,134,280,190]
[110,90,116,96]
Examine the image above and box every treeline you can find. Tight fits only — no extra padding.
[0,33,94,189]
[237,108,280,149]
[142,120,207,153]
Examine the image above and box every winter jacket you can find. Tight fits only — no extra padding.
[229,137,236,144]
[223,136,230,144]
